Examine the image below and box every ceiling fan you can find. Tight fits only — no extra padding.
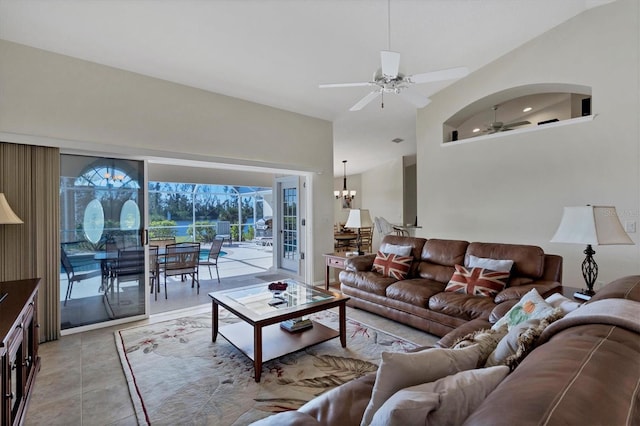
[483,105,531,133]
[319,0,468,111]
[319,51,469,111]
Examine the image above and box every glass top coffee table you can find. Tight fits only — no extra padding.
[209,279,350,382]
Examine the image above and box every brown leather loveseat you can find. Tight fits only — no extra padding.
[339,235,563,337]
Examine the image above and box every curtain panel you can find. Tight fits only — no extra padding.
[0,142,60,341]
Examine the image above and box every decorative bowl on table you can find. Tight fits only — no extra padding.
[268,281,288,306]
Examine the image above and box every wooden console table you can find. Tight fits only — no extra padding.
[0,278,40,426]
[323,252,372,290]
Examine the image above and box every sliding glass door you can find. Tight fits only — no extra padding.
[60,154,146,330]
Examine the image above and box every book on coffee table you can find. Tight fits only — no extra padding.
[280,317,313,332]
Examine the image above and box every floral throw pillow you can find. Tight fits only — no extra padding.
[491,288,560,331]
[445,265,510,298]
[372,251,413,280]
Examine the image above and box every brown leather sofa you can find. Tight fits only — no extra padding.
[339,235,563,337]
[252,276,640,426]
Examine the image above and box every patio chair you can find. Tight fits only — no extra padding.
[61,246,102,306]
[199,238,224,282]
[149,245,161,300]
[163,242,200,298]
[107,247,145,304]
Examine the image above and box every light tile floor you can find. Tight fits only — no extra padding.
[25,304,439,426]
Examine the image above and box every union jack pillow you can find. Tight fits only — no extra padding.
[372,251,413,280]
[445,265,510,298]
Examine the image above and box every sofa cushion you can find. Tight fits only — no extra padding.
[379,235,427,260]
[466,242,545,281]
[545,293,581,315]
[467,254,514,273]
[429,291,497,321]
[298,372,376,426]
[340,270,397,296]
[372,251,413,280]
[386,278,444,308]
[485,319,540,368]
[417,239,469,283]
[379,243,413,256]
[360,345,483,425]
[491,288,559,331]
[370,366,510,426]
[250,411,320,426]
[445,265,510,298]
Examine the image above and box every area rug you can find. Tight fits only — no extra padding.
[115,310,419,425]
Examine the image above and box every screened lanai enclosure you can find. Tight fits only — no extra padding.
[148,182,273,244]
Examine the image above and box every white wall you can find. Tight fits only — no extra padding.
[416,0,640,287]
[361,158,405,251]
[0,40,335,283]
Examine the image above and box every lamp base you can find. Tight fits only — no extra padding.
[573,290,593,301]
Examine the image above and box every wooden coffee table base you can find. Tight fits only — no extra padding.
[212,300,347,382]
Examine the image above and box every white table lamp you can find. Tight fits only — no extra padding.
[551,205,634,298]
[344,209,373,255]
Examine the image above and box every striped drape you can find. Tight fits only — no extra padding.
[0,142,60,341]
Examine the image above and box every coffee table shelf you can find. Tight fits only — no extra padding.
[218,320,340,363]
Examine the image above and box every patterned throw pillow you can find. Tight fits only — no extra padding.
[372,251,413,280]
[491,288,560,331]
[445,265,509,298]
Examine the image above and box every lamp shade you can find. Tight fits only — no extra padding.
[550,206,633,246]
[0,193,23,224]
[344,209,373,229]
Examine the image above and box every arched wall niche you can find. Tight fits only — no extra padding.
[443,83,592,143]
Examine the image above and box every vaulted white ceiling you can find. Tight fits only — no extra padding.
[0,0,612,176]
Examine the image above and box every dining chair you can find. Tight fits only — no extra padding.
[199,238,224,282]
[355,226,374,253]
[60,246,102,306]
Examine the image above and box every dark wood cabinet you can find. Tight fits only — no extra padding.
[0,279,40,426]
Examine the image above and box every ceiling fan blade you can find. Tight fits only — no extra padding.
[399,90,431,108]
[349,91,381,111]
[503,120,531,129]
[408,66,469,84]
[381,51,400,79]
[319,82,373,88]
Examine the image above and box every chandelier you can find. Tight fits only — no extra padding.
[334,160,356,201]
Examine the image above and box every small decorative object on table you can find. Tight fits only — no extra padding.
[268,281,288,306]
[280,317,313,332]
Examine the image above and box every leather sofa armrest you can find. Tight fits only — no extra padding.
[344,254,376,272]
[494,281,561,304]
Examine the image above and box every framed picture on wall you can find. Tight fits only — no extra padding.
[341,197,352,209]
